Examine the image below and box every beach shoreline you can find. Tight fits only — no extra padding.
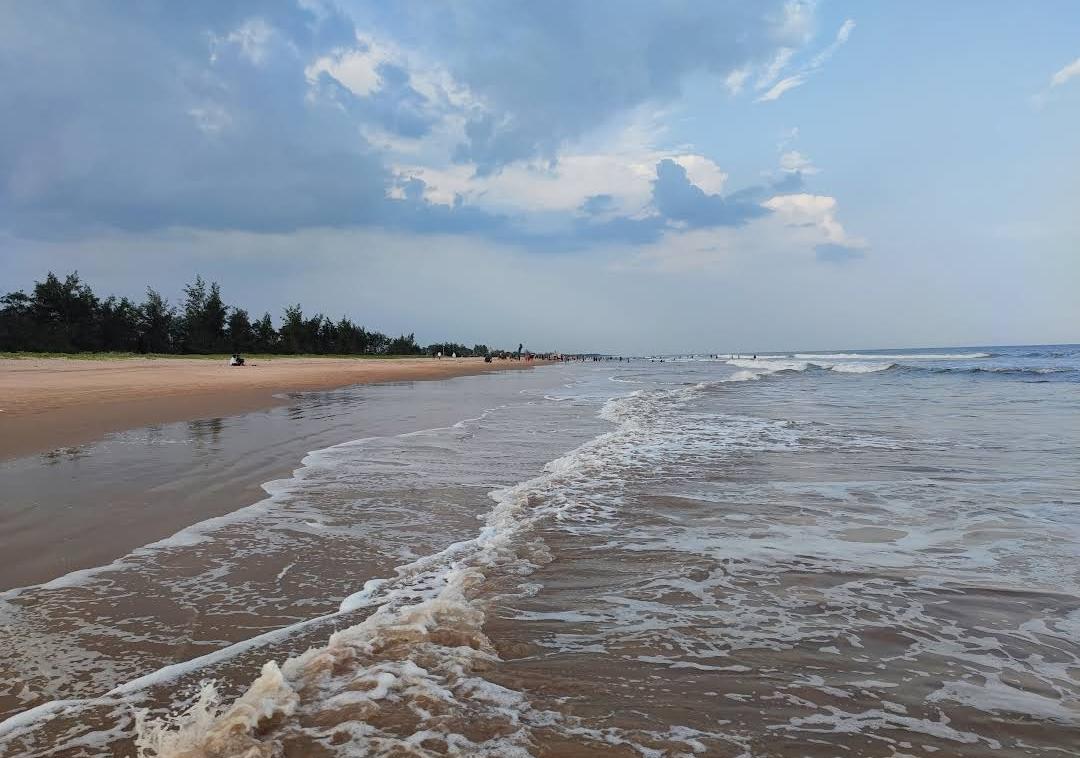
[0,355,547,460]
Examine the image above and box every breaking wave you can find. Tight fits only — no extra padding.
[792,352,992,360]
[132,368,819,756]
[7,347,1078,756]
[727,358,896,375]
[129,389,658,755]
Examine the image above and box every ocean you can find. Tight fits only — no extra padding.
[1,345,1078,756]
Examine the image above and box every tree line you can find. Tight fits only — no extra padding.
[0,272,496,357]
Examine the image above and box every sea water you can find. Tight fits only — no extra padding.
[1,346,1078,756]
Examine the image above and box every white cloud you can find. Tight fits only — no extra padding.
[395,151,722,216]
[756,75,806,102]
[336,186,861,292]
[1050,57,1080,88]
[393,155,646,213]
[623,189,865,273]
[779,150,818,174]
[306,44,388,97]
[306,32,480,110]
[775,0,817,46]
[724,67,751,95]
[763,193,863,247]
[221,19,277,66]
[188,104,232,135]
[754,18,855,103]
[757,48,796,90]
[1031,55,1080,108]
[811,18,856,68]
[674,155,729,195]
[392,114,729,219]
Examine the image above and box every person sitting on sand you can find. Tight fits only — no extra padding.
[229,354,245,366]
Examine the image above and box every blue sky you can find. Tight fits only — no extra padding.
[1,0,1077,353]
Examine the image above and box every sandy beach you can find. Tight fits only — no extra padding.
[0,355,542,460]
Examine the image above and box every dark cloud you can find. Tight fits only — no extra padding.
[0,0,496,239]
[383,177,510,236]
[579,194,616,216]
[573,214,666,246]
[366,63,441,138]
[530,160,784,248]
[0,1,801,241]
[815,243,865,264]
[771,171,806,193]
[368,1,800,171]
[651,159,769,228]
[0,1,406,236]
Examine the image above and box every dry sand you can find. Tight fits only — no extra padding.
[0,356,543,460]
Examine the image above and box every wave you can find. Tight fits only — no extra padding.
[792,352,991,361]
[905,366,1077,378]
[130,365,820,756]
[726,358,1075,382]
[1017,349,1078,359]
[728,355,1077,382]
[129,390,651,756]
[727,358,896,375]
[828,361,898,374]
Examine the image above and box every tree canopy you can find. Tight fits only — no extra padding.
[0,272,504,358]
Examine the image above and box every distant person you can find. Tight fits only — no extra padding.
[229,354,245,366]
[436,351,442,359]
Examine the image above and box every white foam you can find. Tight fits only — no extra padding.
[125,388,653,755]
[774,706,1002,748]
[1,410,512,601]
[793,352,991,360]
[727,358,809,373]
[826,361,895,373]
[927,676,1078,722]
[726,358,894,375]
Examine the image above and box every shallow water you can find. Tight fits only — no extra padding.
[1,347,1078,756]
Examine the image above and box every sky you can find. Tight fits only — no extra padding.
[1,0,1078,354]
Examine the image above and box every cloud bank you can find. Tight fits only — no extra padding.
[0,0,859,257]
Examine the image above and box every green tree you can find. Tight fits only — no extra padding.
[178,275,227,353]
[388,333,421,354]
[227,308,253,352]
[253,312,277,353]
[178,275,207,352]
[31,271,99,351]
[2,270,508,359]
[0,291,33,351]
[99,296,140,351]
[138,287,174,353]
[201,282,228,352]
[279,304,305,354]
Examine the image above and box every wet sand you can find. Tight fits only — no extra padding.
[0,364,555,591]
[0,367,585,756]
[0,356,542,460]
